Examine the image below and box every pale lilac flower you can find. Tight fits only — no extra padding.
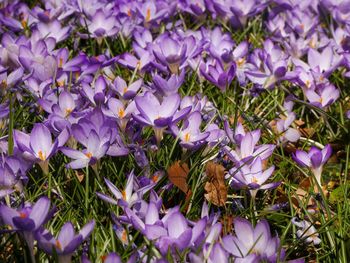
[170,111,210,149]
[222,217,286,262]
[133,91,191,143]
[291,217,321,245]
[293,144,332,187]
[14,123,61,174]
[96,171,154,208]
[36,220,95,263]
[0,197,52,262]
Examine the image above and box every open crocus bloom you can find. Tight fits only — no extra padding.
[96,171,154,208]
[133,91,191,143]
[222,217,285,262]
[36,220,95,263]
[0,197,52,262]
[14,123,60,174]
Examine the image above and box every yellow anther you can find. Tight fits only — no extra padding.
[38,150,46,161]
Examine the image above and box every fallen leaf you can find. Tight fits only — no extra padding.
[167,161,189,194]
[204,161,227,207]
[75,171,85,183]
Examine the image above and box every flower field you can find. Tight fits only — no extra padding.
[1,0,350,262]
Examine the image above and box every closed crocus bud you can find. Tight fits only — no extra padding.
[293,144,332,188]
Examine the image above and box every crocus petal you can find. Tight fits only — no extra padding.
[293,150,311,167]
[29,197,51,229]
[0,205,19,227]
[79,220,95,240]
[103,178,122,200]
[13,217,36,231]
[58,222,75,249]
[96,192,119,205]
[234,217,254,248]
[66,159,90,169]
[30,124,52,159]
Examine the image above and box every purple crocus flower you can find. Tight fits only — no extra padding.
[35,220,95,263]
[346,110,350,119]
[113,77,143,100]
[104,98,136,132]
[36,20,71,43]
[153,35,188,74]
[14,123,59,174]
[82,75,107,106]
[306,46,343,77]
[0,162,23,198]
[292,144,332,187]
[189,243,228,263]
[291,217,321,245]
[223,130,275,165]
[229,157,279,197]
[232,41,249,85]
[133,91,191,143]
[304,84,340,108]
[170,111,210,149]
[136,1,168,24]
[152,71,185,96]
[123,203,206,256]
[117,52,153,73]
[61,130,110,170]
[85,9,119,39]
[222,217,286,262]
[271,112,300,144]
[180,0,206,16]
[200,59,236,91]
[18,39,57,82]
[100,253,122,263]
[96,171,154,208]
[0,102,9,129]
[203,27,235,61]
[0,197,52,262]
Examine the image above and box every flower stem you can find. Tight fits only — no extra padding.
[85,165,89,217]
[8,92,14,155]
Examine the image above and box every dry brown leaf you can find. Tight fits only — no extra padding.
[295,119,315,138]
[298,127,315,138]
[75,171,85,183]
[220,214,234,235]
[284,142,297,154]
[167,161,189,193]
[204,161,227,207]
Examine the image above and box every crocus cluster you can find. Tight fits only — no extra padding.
[0,0,346,262]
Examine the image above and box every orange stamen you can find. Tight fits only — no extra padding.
[38,150,46,161]
[145,8,151,22]
[122,190,127,200]
[184,133,191,142]
[136,61,141,70]
[118,108,125,118]
[237,58,246,67]
[59,58,63,68]
[55,240,62,250]
[19,212,27,219]
[121,229,128,243]
[85,152,93,158]
[21,19,27,28]
[65,108,72,117]
[151,175,159,183]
